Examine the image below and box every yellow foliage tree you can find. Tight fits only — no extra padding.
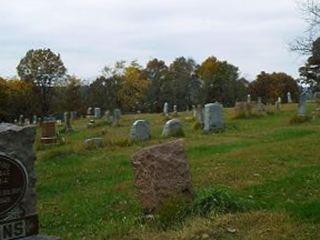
[117,65,150,111]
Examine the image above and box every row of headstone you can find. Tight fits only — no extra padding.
[86,108,122,128]
[131,102,225,140]
[14,115,39,126]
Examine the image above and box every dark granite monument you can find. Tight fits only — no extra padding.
[0,123,59,240]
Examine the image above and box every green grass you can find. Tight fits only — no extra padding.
[35,103,320,239]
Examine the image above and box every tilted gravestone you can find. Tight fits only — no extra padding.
[204,102,224,132]
[0,123,59,240]
[162,119,184,137]
[130,120,151,141]
[131,140,193,213]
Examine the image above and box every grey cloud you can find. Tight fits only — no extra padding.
[0,0,307,80]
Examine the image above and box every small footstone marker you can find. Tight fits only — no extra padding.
[0,123,60,240]
[131,139,193,213]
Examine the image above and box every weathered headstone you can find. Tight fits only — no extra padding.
[131,139,193,213]
[64,112,72,133]
[162,119,184,137]
[204,102,224,132]
[287,92,292,103]
[104,110,112,124]
[298,91,308,116]
[163,102,169,116]
[112,109,121,126]
[0,123,60,239]
[94,108,101,119]
[40,121,57,144]
[130,120,151,141]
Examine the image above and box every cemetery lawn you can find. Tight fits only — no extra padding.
[35,103,320,240]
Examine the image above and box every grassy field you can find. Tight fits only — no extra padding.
[35,103,320,239]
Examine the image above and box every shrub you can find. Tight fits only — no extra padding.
[152,188,252,230]
[154,195,191,229]
[190,188,250,217]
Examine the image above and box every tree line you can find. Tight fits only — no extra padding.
[0,49,300,122]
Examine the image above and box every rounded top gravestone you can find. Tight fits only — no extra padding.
[162,119,184,137]
[130,120,151,141]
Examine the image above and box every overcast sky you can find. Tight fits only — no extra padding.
[0,0,308,81]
